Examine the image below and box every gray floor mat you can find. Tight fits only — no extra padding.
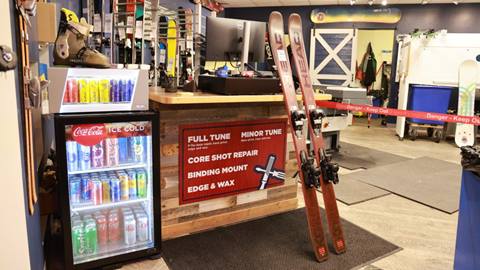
[347,157,462,214]
[323,174,391,205]
[163,208,401,270]
[333,142,411,170]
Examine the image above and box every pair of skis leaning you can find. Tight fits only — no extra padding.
[269,12,346,262]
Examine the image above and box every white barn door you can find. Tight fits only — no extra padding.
[310,28,357,86]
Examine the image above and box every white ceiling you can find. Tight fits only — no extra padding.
[222,0,480,8]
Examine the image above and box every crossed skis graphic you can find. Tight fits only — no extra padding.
[254,154,285,190]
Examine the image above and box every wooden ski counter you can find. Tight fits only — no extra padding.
[149,89,332,239]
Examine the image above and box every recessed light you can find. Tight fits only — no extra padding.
[381,0,387,6]
[350,0,356,5]
[422,0,428,4]
[368,0,374,5]
[453,0,459,4]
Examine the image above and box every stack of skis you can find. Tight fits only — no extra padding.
[268,12,346,262]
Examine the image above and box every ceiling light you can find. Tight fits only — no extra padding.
[368,0,374,5]
[453,0,459,4]
[422,0,428,4]
[350,0,356,5]
[381,0,387,6]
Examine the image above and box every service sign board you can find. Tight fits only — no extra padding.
[179,119,287,204]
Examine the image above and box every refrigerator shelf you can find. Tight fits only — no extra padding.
[74,241,154,265]
[68,163,147,175]
[71,198,150,213]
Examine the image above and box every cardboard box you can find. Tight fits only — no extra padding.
[36,2,57,43]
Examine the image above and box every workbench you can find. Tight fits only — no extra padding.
[149,88,332,239]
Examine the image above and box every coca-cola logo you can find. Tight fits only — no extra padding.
[72,124,107,146]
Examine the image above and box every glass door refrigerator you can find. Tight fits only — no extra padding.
[49,111,160,269]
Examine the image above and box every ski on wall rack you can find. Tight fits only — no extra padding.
[288,13,346,255]
[268,11,329,262]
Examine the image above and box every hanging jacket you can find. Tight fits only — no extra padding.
[360,43,377,88]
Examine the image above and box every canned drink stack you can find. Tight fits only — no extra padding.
[94,213,108,246]
[117,171,130,201]
[131,136,145,163]
[78,79,90,103]
[99,79,111,103]
[105,138,119,167]
[135,212,149,242]
[123,213,137,245]
[127,169,137,199]
[66,140,78,172]
[119,79,127,102]
[118,137,130,164]
[107,210,121,243]
[88,80,100,103]
[77,144,91,171]
[126,79,134,101]
[101,177,111,204]
[110,79,120,103]
[71,219,85,256]
[136,169,147,198]
[91,141,105,168]
[83,216,98,254]
[110,177,121,202]
[91,179,103,205]
[81,174,92,202]
[69,177,81,204]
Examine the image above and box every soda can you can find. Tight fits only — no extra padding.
[118,137,130,164]
[119,79,127,102]
[69,177,81,205]
[130,136,145,163]
[110,79,120,103]
[64,79,79,103]
[105,138,119,167]
[92,180,103,205]
[110,177,121,202]
[91,141,105,168]
[123,214,137,245]
[136,169,147,198]
[71,219,85,256]
[66,140,78,172]
[126,79,134,102]
[135,213,149,242]
[81,175,92,202]
[83,217,98,254]
[78,79,90,103]
[77,144,91,171]
[127,170,137,199]
[69,79,79,103]
[88,80,100,103]
[94,213,108,246]
[98,79,111,103]
[101,177,111,204]
[118,172,130,201]
[107,211,121,243]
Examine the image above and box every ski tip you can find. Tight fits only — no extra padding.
[269,11,283,22]
[289,13,301,23]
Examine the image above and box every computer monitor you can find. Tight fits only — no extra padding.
[205,17,266,64]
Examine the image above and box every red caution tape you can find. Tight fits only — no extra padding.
[317,101,480,126]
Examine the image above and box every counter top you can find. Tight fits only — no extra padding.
[149,88,332,105]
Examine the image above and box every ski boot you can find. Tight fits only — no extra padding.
[54,8,110,68]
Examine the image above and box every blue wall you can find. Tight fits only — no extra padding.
[225,4,480,111]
